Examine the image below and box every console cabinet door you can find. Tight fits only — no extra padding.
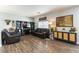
[54,32,58,38]
[58,32,62,39]
[69,33,76,42]
[63,33,68,41]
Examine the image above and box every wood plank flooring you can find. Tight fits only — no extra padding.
[0,35,79,53]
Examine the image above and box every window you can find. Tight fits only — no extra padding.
[38,21,49,28]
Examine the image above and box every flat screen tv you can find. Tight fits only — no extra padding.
[56,15,73,27]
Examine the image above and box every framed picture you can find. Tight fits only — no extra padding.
[56,15,73,27]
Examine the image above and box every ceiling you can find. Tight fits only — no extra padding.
[0,5,76,17]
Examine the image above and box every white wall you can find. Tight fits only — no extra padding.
[34,6,79,44]
[0,12,33,47]
[0,13,33,29]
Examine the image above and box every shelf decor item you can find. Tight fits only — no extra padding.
[5,19,11,25]
[70,27,76,33]
[39,17,47,21]
[12,20,15,27]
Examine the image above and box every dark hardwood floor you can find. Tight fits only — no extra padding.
[0,35,79,53]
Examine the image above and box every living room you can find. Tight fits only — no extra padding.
[0,5,79,53]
